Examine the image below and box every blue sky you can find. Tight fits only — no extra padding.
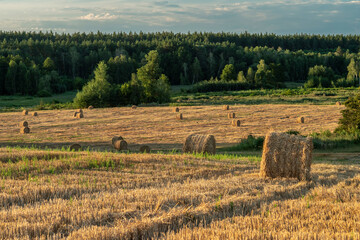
[0,0,359,34]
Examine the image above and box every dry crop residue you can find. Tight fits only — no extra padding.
[0,104,343,150]
[0,147,359,239]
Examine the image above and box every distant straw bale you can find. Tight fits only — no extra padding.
[88,105,94,110]
[176,113,183,120]
[132,105,137,109]
[297,117,305,123]
[336,101,342,106]
[22,110,28,115]
[114,140,128,151]
[139,145,151,153]
[19,121,28,127]
[232,119,240,127]
[173,107,180,113]
[228,112,235,119]
[70,144,81,151]
[260,132,313,181]
[20,127,30,134]
[223,105,229,110]
[112,136,124,146]
[183,134,216,155]
[32,112,38,116]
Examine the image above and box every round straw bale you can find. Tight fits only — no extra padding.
[228,112,235,119]
[20,127,30,134]
[114,140,128,151]
[336,101,341,106]
[75,112,84,118]
[232,119,240,127]
[22,110,28,115]
[183,134,216,155]
[176,113,183,120]
[173,107,179,113]
[297,117,305,123]
[19,121,28,127]
[70,144,81,151]
[32,112,38,116]
[132,105,137,109]
[88,105,94,110]
[139,145,151,153]
[112,136,124,146]
[223,105,229,110]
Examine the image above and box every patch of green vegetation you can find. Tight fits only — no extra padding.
[221,135,265,152]
[172,87,359,105]
[0,91,76,112]
[310,130,360,150]
[222,129,360,153]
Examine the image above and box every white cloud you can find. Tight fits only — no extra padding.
[79,13,118,21]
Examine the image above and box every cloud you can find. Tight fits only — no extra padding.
[0,0,358,34]
[79,13,118,21]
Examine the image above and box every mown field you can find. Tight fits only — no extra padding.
[0,104,343,151]
[1,103,360,239]
[0,147,359,239]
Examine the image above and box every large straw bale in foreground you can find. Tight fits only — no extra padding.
[260,132,313,181]
[183,134,216,155]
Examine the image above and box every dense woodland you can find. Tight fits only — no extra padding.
[0,31,359,102]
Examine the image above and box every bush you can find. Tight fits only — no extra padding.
[224,135,265,151]
[73,61,114,108]
[336,94,360,132]
[310,129,360,149]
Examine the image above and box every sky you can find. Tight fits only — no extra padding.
[0,0,359,34]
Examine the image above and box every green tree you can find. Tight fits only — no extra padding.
[73,61,113,108]
[120,73,145,105]
[237,71,247,83]
[220,64,236,81]
[254,59,274,87]
[5,60,17,94]
[137,50,170,103]
[191,57,202,84]
[347,58,360,84]
[337,95,360,132]
[305,65,335,88]
[43,57,56,71]
[246,67,255,85]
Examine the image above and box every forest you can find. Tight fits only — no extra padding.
[0,31,359,106]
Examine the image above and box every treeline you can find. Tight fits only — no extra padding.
[0,31,359,96]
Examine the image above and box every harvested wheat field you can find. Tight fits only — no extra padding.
[0,147,359,239]
[0,104,343,151]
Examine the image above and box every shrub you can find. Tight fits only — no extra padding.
[73,61,114,108]
[224,135,265,151]
[336,94,360,132]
